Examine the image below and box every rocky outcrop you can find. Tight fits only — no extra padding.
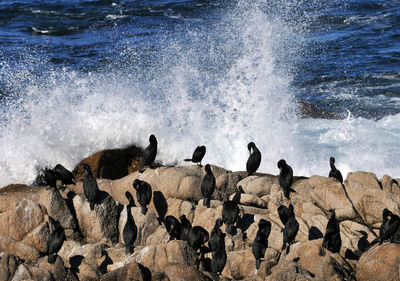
[2,148,400,280]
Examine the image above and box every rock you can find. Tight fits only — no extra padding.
[0,197,44,241]
[73,191,118,243]
[22,216,51,253]
[380,175,400,196]
[137,240,197,272]
[229,193,268,209]
[164,264,211,281]
[222,248,279,280]
[345,172,400,227]
[73,145,143,180]
[0,237,41,261]
[237,175,278,197]
[215,172,246,201]
[266,260,314,281]
[38,255,78,281]
[11,263,54,281]
[298,100,343,120]
[58,240,107,269]
[118,206,160,246]
[356,243,400,281]
[100,261,151,281]
[0,252,19,281]
[34,188,77,235]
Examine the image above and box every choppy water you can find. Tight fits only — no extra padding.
[0,0,399,186]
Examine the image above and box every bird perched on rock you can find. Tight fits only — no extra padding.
[164,215,181,241]
[322,209,341,253]
[211,231,227,275]
[123,191,137,254]
[379,208,400,244]
[246,142,261,176]
[209,219,224,252]
[188,226,209,252]
[278,205,292,227]
[44,168,59,189]
[54,164,75,186]
[252,219,271,270]
[201,164,215,208]
[329,157,343,184]
[47,220,66,264]
[139,134,158,173]
[222,189,240,236]
[282,204,299,254]
[133,179,152,215]
[83,164,99,211]
[278,159,294,199]
[180,214,192,242]
[184,146,206,167]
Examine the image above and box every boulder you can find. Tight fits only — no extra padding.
[22,216,51,253]
[237,175,278,197]
[38,255,78,281]
[100,261,151,281]
[137,240,197,272]
[73,191,118,243]
[345,172,400,227]
[0,252,19,281]
[229,193,268,209]
[0,197,44,241]
[356,243,400,281]
[0,237,41,261]
[164,264,211,281]
[11,263,54,281]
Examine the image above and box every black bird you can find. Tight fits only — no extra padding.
[188,226,209,252]
[83,164,99,211]
[329,157,343,184]
[209,219,224,252]
[282,204,299,254]
[184,146,206,167]
[211,232,227,275]
[180,214,192,241]
[47,220,66,264]
[277,159,294,199]
[222,190,240,236]
[322,210,342,253]
[54,164,76,186]
[133,179,152,215]
[139,134,158,173]
[164,216,181,241]
[246,142,261,176]
[44,168,58,189]
[123,192,137,254]
[252,219,271,270]
[277,205,291,226]
[379,208,400,244]
[201,164,215,208]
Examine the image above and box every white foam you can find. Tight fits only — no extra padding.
[0,0,399,188]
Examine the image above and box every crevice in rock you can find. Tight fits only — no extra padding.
[341,183,377,238]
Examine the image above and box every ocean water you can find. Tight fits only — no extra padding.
[0,0,399,187]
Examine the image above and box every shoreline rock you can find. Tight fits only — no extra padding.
[1,146,400,280]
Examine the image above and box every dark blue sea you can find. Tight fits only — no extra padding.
[0,0,399,186]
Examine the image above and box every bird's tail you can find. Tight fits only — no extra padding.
[225,223,233,236]
[286,244,291,254]
[90,202,95,211]
[125,245,133,254]
[184,158,192,162]
[256,258,261,270]
[281,242,286,251]
[48,254,56,264]
[139,157,145,173]
[141,205,148,215]
[203,198,210,208]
